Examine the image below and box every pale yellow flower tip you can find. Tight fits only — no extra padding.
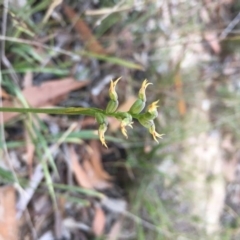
[149,124,164,143]
[113,77,121,86]
[141,79,152,90]
[98,124,108,148]
[139,79,152,98]
[121,126,128,139]
[148,100,159,113]
[110,77,121,92]
[152,131,164,143]
[99,133,108,148]
[120,121,133,139]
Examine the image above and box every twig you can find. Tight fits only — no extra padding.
[220,11,240,40]
[94,0,126,26]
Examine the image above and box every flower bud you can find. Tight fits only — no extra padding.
[129,79,152,114]
[129,98,145,115]
[138,117,154,129]
[95,113,107,125]
[106,99,119,113]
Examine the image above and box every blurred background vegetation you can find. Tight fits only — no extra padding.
[1,0,240,239]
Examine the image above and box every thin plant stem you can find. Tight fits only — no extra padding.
[0,106,140,119]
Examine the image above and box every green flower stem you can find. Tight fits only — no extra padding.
[0,107,140,120]
[0,107,102,116]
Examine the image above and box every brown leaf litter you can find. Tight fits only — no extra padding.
[0,186,18,240]
[2,77,89,123]
[92,205,106,236]
[63,4,107,55]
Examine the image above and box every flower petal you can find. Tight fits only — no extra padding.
[149,124,164,143]
[98,123,108,148]
[152,131,164,143]
[148,100,159,113]
[139,79,152,101]
[109,77,121,100]
[121,121,133,139]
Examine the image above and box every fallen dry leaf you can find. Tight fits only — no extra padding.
[92,206,106,237]
[69,145,93,189]
[204,31,221,54]
[107,218,122,240]
[2,78,89,122]
[178,98,186,116]
[79,117,96,128]
[174,70,186,116]
[42,0,63,24]
[22,71,33,88]
[63,5,107,55]
[109,95,137,132]
[69,145,111,190]
[83,159,112,190]
[0,186,17,240]
[24,130,35,176]
[89,140,112,180]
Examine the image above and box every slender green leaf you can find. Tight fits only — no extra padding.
[81,51,144,70]
[52,183,104,198]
